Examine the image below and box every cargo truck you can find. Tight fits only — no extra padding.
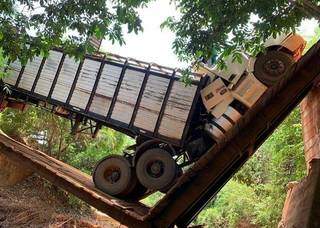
[0,33,305,199]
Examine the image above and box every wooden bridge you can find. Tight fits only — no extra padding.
[0,40,320,227]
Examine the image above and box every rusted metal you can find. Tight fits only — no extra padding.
[0,40,319,227]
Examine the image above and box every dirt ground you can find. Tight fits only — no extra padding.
[0,175,122,228]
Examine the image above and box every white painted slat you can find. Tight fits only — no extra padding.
[34,51,63,97]
[51,56,79,102]
[70,59,101,110]
[158,82,197,140]
[89,63,123,116]
[18,56,43,91]
[3,60,21,86]
[111,69,145,124]
[134,75,169,132]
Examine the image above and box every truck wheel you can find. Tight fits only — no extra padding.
[254,50,294,86]
[136,148,177,191]
[93,155,136,197]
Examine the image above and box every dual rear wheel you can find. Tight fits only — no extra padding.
[93,148,178,199]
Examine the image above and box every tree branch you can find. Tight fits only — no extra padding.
[289,0,320,20]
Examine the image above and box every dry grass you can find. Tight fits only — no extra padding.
[0,176,120,228]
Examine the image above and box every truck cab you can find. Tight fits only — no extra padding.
[197,33,306,142]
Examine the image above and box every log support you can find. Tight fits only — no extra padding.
[0,134,33,187]
[279,159,320,228]
[280,87,320,227]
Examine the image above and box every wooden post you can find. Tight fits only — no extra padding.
[300,87,320,169]
[0,133,33,187]
[279,86,320,227]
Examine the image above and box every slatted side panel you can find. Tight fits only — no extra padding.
[89,63,123,116]
[158,82,197,140]
[111,69,145,124]
[3,60,21,85]
[51,56,79,103]
[2,51,199,143]
[34,51,63,97]
[18,56,43,90]
[70,59,101,110]
[134,75,170,132]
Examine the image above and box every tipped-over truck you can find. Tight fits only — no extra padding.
[0,33,305,199]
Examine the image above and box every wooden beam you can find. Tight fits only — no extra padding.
[0,131,151,228]
[148,40,320,227]
[279,159,320,228]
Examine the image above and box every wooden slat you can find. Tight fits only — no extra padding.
[70,59,101,110]
[111,69,145,124]
[34,51,63,97]
[134,75,170,132]
[158,82,198,140]
[3,60,21,86]
[51,56,79,103]
[18,56,43,91]
[31,57,47,93]
[85,56,106,112]
[154,71,176,135]
[66,61,84,105]
[89,63,123,116]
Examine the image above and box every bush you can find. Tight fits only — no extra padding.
[194,180,258,228]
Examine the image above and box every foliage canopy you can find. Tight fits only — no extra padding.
[162,0,320,64]
[1,0,319,67]
[0,0,150,64]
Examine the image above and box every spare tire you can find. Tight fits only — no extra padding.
[254,50,295,87]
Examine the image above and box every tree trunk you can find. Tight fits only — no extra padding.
[0,133,33,187]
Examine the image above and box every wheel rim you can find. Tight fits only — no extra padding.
[147,160,165,178]
[254,50,294,87]
[103,166,121,184]
[136,148,177,191]
[263,59,285,76]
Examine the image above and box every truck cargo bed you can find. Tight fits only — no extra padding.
[2,51,205,146]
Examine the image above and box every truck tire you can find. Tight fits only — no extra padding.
[254,50,295,86]
[136,148,177,191]
[93,155,136,197]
